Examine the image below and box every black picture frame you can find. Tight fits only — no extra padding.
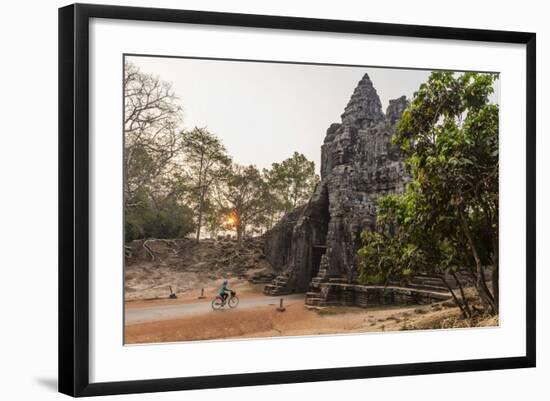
[58,3,536,397]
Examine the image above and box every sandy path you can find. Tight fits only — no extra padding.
[125,293,305,325]
[124,300,434,344]
[124,285,494,345]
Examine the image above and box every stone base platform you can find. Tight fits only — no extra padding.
[305,282,451,308]
[263,272,293,296]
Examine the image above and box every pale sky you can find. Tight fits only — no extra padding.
[128,56,499,174]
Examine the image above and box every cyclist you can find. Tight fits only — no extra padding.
[219,279,232,304]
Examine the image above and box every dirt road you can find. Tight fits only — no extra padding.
[125,293,305,325]
[123,283,496,344]
[124,294,444,344]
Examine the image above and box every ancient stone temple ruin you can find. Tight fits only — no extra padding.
[262,74,450,306]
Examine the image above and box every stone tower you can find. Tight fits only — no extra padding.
[263,74,409,295]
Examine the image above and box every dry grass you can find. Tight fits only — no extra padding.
[124,238,272,301]
[401,293,500,331]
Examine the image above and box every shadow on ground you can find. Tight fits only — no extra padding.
[35,377,57,392]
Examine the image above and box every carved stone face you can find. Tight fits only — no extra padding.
[331,137,349,166]
[330,127,357,166]
[332,142,346,165]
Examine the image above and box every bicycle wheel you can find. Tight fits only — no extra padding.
[228,296,239,308]
[211,297,224,310]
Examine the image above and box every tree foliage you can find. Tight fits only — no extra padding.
[125,191,195,242]
[358,71,499,315]
[263,152,319,229]
[179,127,232,241]
[124,61,194,240]
[218,164,271,244]
[123,63,318,244]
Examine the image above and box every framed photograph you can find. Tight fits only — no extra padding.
[59,3,536,397]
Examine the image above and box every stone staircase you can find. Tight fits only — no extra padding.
[404,271,489,293]
[405,275,449,293]
[263,272,292,295]
[305,274,348,306]
[304,291,325,307]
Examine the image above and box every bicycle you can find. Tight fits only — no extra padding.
[211,290,239,310]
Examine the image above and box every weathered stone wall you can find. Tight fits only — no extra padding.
[262,204,306,273]
[263,183,330,293]
[264,74,410,295]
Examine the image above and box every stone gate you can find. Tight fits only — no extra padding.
[263,74,410,298]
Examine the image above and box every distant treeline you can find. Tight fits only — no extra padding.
[124,62,319,244]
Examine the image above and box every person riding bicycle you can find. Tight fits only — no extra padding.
[219,279,232,303]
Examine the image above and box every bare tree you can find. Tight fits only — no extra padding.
[124,61,183,209]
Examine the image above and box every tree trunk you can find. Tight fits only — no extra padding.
[451,271,472,317]
[440,275,469,318]
[195,154,206,242]
[195,210,202,242]
[195,189,205,242]
[268,210,274,230]
[459,211,496,314]
[236,224,244,247]
[492,237,499,313]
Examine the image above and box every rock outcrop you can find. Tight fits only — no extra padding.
[264,74,409,296]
